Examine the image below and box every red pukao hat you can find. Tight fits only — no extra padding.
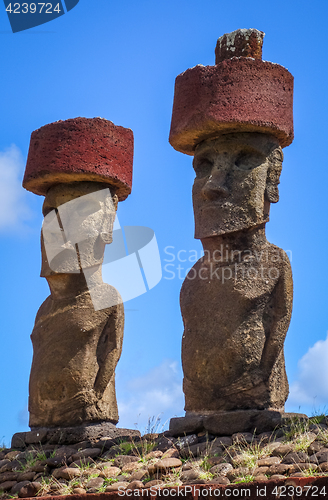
[169,29,294,155]
[23,117,133,201]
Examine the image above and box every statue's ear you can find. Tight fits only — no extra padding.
[265,147,283,204]
[100,192,118,244]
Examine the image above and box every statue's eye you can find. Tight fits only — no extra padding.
[193,158,213,178]
[235,151,264,170]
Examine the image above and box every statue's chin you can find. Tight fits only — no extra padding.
[194,217,270,239]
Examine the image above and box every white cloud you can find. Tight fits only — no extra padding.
[0,145,32,231]
[117,359,184,433]
[287,332,328,412]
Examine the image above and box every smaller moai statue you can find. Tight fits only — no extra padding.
[22,118,133,430]
[169,29,296,435]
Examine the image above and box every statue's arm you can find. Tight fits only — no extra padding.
[212,252,293,396]
[259,254,293,378]
[93,301,124,397]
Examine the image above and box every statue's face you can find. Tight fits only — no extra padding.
[192,133,282,239]
[41,182,117,276]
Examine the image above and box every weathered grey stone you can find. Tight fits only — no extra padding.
[25,429,47,445]
[24,423,141,445]
[162,448,180,459]
[269,463,291,475]
[180,469,201,482]
[253,475,268,482]
[16,450,38,461]
[85,477,104,490]
[25,171,130,427]
[11,433,26,449]
[257,457,281,467]
[288,463,317,474]
[27,461,45,472]
[144,480,164,488]
[53,467,81,480]
[176,434,198,450]
[180,442,208,458]
[122,462,143,473]
[16,472,36,482]
[208,476,230,485]
[70,447,101,462]
[0,481,17,491]
[253,466,269,476]
[129,469,148,481]
[209,463,233,476]
[226,467,250,480]
[197,409,285,436]
[0,460,10,469]
[154,458,182,470]
[4,451,20,460]
[181,136,292,414]
[100,466,121,478]
[271,444,294,457]
[18,481,42,498]
[232,432,255,444]
[106,481,129,491]
[308,441,323,455]
[144,451,163,460]
[10,481,30,495]
[72,488,87,495]
[169,30,295,431]
[169,415,204,436]
[208,456,225,467]
[0,472,18,482]
[282,452,309,464]
[126,480,144,490]
[213,437,232,447]
[314,450,328,463]
[95,437,116,450]
[0,461,21,473]
[114,455,139,468]
[153,435,176,452]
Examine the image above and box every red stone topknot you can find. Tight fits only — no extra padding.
[23,117,133,201]
[169,29,294,155]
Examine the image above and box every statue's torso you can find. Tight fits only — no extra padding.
[180,242,292,411]
[29,284,124,427]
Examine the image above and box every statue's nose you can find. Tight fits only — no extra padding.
[201,168,229,200]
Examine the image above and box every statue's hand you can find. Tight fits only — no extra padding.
[218,369,265,396]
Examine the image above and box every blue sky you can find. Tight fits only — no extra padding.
[1,0,328,446]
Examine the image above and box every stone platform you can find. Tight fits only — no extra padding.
[11,422,141,448]
[169,410,308,437]
[2,414,328,499]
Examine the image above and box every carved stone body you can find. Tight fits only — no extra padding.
[169,29,295,435]
[29,279,124,427]
[179,132,293,412]
[181,237,292,412]
[23,118,133,430]
[28,181,124,427]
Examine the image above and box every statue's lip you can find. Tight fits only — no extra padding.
[200,201,234,208]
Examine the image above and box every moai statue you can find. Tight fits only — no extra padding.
[169,30,297,435]
[22,118,133,432]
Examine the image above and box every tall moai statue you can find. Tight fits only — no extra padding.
[169,29,295,435]
[22,118,133,432]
